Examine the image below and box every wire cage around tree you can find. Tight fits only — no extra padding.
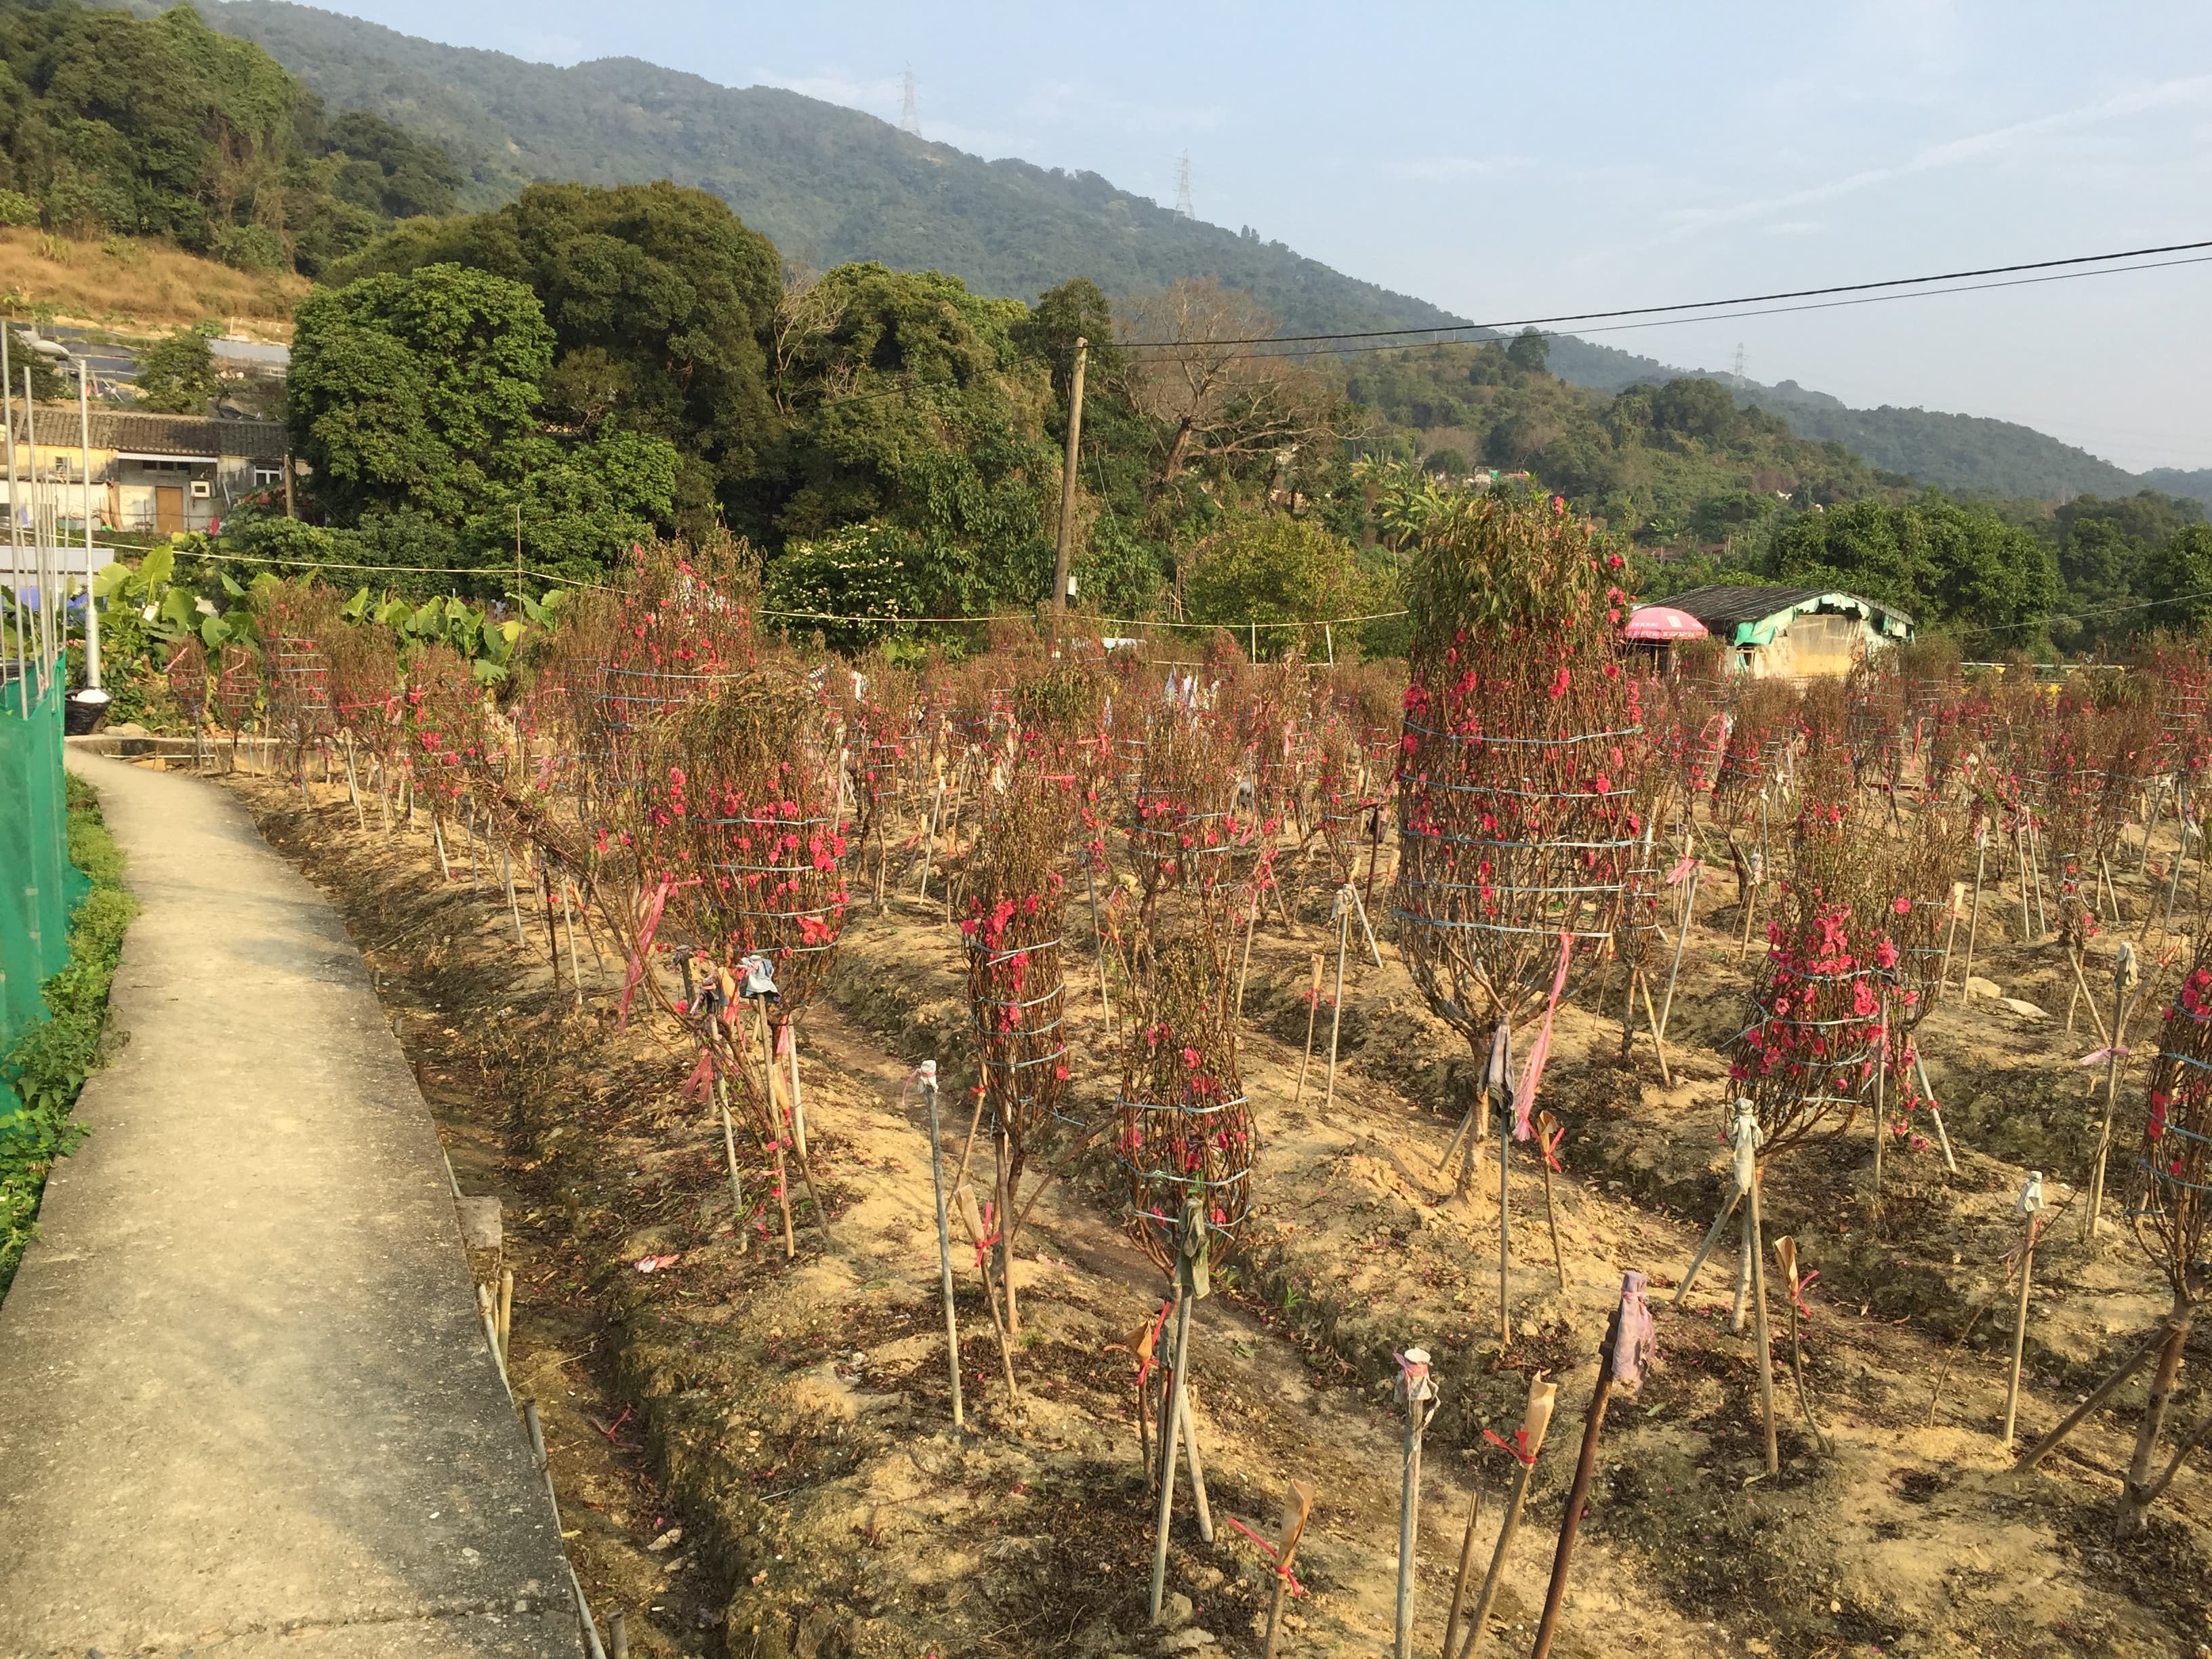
[1113,921,1255,1274]
[1394,719,1648,1036]
[2133,944,2212,1298]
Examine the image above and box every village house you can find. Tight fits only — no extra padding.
[0,404,292,538]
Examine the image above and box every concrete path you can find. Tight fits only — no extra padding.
[0,754,579,1658]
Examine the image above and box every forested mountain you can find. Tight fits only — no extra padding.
[157,0,1462,342]
[0,1,457,273]
[2144,468,2212,508]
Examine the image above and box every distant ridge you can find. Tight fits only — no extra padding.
[174,1,2212,501]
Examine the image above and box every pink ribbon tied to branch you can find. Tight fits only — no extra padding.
[1664,855,1700,887]
[1511,930,1574,1141]
[2076,1045,2132,1068]
[617,875,699,1027]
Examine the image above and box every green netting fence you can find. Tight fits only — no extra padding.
[1,661,87,1124]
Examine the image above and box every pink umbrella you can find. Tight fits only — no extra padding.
[1624,605,1708,642]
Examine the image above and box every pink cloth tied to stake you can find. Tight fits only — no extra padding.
[1612,1271,1657,1393]
[617,875,698,1026]
[1510,930,1574,1141]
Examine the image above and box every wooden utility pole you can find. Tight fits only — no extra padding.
[1048,337,1088,623]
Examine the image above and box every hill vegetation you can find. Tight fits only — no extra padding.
[94,0,2184,508]
[0,0,457,275]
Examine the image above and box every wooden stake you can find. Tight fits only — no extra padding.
[1637,970,1673,1087]
[1149,1286,1193,1622]
[1441,1492,1482,1659]
[1235,877,1261,1021]
[1656,861,1699,1042]
[430,811,452,882]
[2013,1320,2168,1473]
[1912,1048,1959,1172]
[920,1065,963,1429]
[1962,833,1987,991]
[1747,1168,1779,1475]
[503,844,527,947]
[1178,1378,1214,1543]
[1393,1347,1439,1659]
[1526,1306,1622,1659]
[1292,951,1324,1105]
[1458,1372,1559,1659]
[2002,1208,2042,1452]
[956,1186,1023,1408]
[713,1071,747,1256]
[496,1267,514,1365]
[1323,890,1350,1111]
[561,880,582,1008]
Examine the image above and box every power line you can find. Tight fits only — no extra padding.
[1122,253,2212,364]
[1118,234,2212,349]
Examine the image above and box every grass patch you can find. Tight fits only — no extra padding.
[1,774,136,1296]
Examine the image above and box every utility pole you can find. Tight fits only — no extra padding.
[1049,337,1088,626]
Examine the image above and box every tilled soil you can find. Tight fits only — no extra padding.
[218,767,2212,1659]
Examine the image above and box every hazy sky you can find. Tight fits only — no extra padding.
[272,0,2212,473]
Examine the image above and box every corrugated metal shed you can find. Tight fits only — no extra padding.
[1666,583,1914,647]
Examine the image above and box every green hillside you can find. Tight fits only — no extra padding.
[2143,467,2212,508]
[178,0,1465,342]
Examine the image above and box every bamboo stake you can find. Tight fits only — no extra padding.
[496,1267,514,1364]
[1455,1373,1559,1659]
[713,1071,747,1255]
[2013,1322,2168,1473]
[1912,1048,1959,1173]
[2002,1183,2045,1451]
[1748,1168,1779,1475]
[1393,1347,1439,1659]
[2083,947,2136,1251]
[1673,1185,1743,1306]
[561,880,582,1007]
[1149,1285,1192,1622]
[1235,878,1261,1021]
[1871,991,1888,1204]
[1178,1379,1214,1542]
[757,999,833,1252]
[1086,865,1113,1021]
[1323,887,1351,1111]
[503,843,527,946]
[1962,832,1988,991]
[1656,861,1699,1042]
[1292,951,1324,1106]
[920,1063,964,1430]
[1637,970,1673,1087]
[430,811,452,882]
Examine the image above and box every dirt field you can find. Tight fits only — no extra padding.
[209,764,2212,1659]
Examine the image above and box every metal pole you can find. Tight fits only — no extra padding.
[3,321,20,716]
[77,356,97,689]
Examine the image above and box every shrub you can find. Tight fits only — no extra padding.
[211,222,290,274]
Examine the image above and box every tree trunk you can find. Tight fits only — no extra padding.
[2115,1296,2194,1539]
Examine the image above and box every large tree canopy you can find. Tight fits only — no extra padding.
[333,181,781,531]
[1765,494,2059,650]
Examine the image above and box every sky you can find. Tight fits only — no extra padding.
[271,0,2212,474]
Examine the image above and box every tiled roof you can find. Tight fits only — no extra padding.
[7,403,287,461]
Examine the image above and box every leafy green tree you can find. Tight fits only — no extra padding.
[1648,377,1738,443]
[335,182,780,533]
[2147,525,2212,634]
[1765,494,2057,649]
[5,326,64,403]
[768,262,1056,615]
[1180,512,1373,657]
[287,263,554,525]
[1505,328,1549,373]
[133,327,217,414]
